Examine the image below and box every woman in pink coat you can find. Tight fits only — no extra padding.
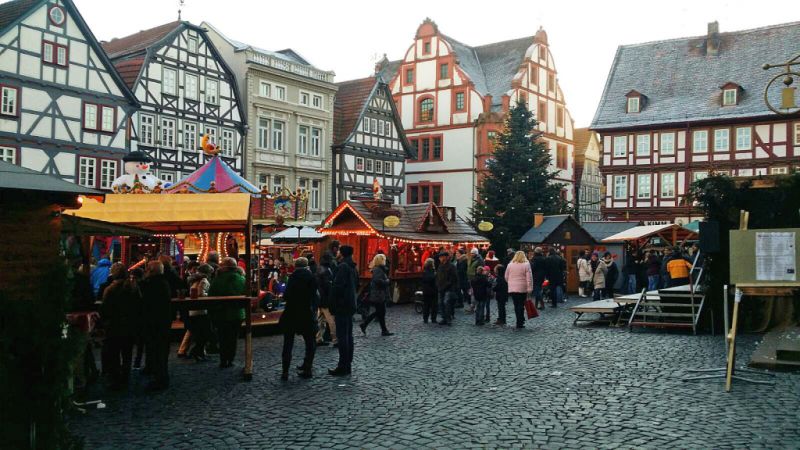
[505,251,533,328]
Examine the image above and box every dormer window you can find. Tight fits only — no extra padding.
[627,97,640,113]
[625,90,644,113]
[720,82,740,106]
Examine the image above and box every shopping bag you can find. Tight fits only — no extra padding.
[524,298,539,319]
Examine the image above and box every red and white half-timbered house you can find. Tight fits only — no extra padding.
[383,19,575,217]
[592,21,800,224]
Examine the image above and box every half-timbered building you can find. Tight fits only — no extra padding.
[332,74,414,204]
[573,128,602,222]
[102,21,245,184]
[0,0,139,189]
[382,19,576,217]
[203,22,337,223]
[591,21,800,224]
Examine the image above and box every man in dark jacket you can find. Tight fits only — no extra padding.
[279,257,318,380]
[315,253,336,346]
[329,245,357,376]
[455,248,469,309]
[530,248,547,309]
[435,252,458,325]
[544,248,565,308]
[139,261,172,391]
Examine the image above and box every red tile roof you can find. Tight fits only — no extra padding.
[101,20,181,59]
[333,76,377,146]
[113,57,145,88]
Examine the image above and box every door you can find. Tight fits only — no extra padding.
[566,246,582,293]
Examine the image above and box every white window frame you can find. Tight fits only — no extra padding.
[312,94,323,109]
[714,129,729,152]
[159,171,175,184]
[310,127,321,157]
[204,126,217,148]
[271,120,284,151]
[637,174,651,199]
[660,173,676,198]
[366,159,374,173]
[371,118,378,135]
[299,91,310,106]
[139,114,155,145]
[272,175,283,193]
[613,175,627,200]
[794,123,800,146]
[78,157,96,188]
[377,120,385,136]
[356,157,364,172]
[627,97,639,113]
[384,121,391,137]
[297,125,309,155]
[384,161,392,175]
[100,160,117,190]
[184,73,198,100]
[362,118,369,132]
[83,104,97,129]
[660,132,675,156]
[162,68,177,95]
[56,46,67,66]
[771,166,788,175]
[257,174,270,192]
[42,41,53,64]
[100,106,114,133]
[375,159,383,174]
[257,118,269,150]
[723,89,737,106]
[205,79,219,105]
[259,81,271,98]
[636,134,650,157]
[187,37,198,54]
[613,136,627,157]
[160,118,176,148]
[310,179,321,210]
[693,130,708,153]
[736,127,751,151]
[738,168,754,177]
[183,121,197,150]
[1,86,18,116]
[274,85,286,101]
[693,171,708,182]
[0,146,16,163]
[298,178,308,193]
[221,128,235,157]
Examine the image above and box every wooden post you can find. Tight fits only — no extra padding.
[725,290,741,392]
[243,298,253,381]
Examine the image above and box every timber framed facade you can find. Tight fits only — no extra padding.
[0,0,139,189]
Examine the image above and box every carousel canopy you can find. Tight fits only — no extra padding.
[166,156,260,194]
[66,193,252,232]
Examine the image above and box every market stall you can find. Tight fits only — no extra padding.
[602,223,698,249]
[319,194,489,301]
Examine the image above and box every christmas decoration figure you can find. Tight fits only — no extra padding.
[111,151,163,193]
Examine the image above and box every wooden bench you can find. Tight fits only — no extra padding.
[570,296,640,326]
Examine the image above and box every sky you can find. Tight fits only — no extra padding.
[76,0,799,128]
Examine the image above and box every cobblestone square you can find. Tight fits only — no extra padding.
[70,303,800,449]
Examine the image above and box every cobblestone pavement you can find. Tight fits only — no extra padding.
[69,301,800,449]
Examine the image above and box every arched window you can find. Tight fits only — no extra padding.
[419,98,434,122]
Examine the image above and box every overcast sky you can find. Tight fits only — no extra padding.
[76,0,798,128]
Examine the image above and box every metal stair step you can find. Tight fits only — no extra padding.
[630,321,693,328]
[634,312,695,318]
[638,302,699,307]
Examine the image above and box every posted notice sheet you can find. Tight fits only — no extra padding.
[755,232,796,281]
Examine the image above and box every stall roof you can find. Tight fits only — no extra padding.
[61,214,153,237]
[518,215,571,243]
[66,193,251,232]
[271,227,324,241]
[602,223,697,244]
[583,221,640,242]
[0,160,101,195]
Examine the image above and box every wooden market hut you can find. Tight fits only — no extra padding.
[319,196,489,296]
[518,213,596,292]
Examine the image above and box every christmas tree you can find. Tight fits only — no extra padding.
[472,100,568,251]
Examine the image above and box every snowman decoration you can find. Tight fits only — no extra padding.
[111,151,163,193]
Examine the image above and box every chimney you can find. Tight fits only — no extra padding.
[534,213,544,228]
[374,53,388,77]
[501,94,511,111]
[706,21,719,56]
[483,94,493,112]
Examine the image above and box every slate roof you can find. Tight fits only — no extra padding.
[102,21,181,59]
[0,160,101,195]
[582,221,640,242]
[591,21,800,130]
[518,215,571,243]
[331,200,488,243]
[0,0,38,32]
[333,77,377,146]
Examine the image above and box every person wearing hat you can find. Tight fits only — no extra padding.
[435,251,458,325]
[329,245,357,376]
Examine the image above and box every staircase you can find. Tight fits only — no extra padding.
[627,251,706,334]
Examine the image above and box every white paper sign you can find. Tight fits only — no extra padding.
[755,232,796,281]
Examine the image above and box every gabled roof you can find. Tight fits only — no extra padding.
[573,128,593,153]
[0,160,101,195]
[0,0,139,106]
[582,221,640,242]
[101,20,182,59]
[591,21,800,130]
[333,77,376,146]
[519,215,571,243]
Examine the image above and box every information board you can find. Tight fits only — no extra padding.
[730,228,800,286]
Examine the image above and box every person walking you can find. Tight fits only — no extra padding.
[646,251,661,292]
[666,247,693,287]
[505,251,533,329]
[577,250,592,298]
[421,258,438,324]
[455,248,470,311]
[360,254,394,336]
[493,265,508,325]
[208,257,246,369]
[605,253,619,299]
[186,264,213,361]
[329,245,357,376]
[315,253,337,347]
[279,257,318,380]
[435,252,458,326]
[530,248,546,309]
[471,266,491,325]
[139,261,172,391]
[544,248,565,308]
[593,253,609,300]
[622,253,638,295]
[466,248,484,313]
[100,267,142,390]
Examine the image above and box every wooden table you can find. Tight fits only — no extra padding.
[171,296,254,381]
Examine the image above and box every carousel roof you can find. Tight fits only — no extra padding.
[166,156,260,194]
